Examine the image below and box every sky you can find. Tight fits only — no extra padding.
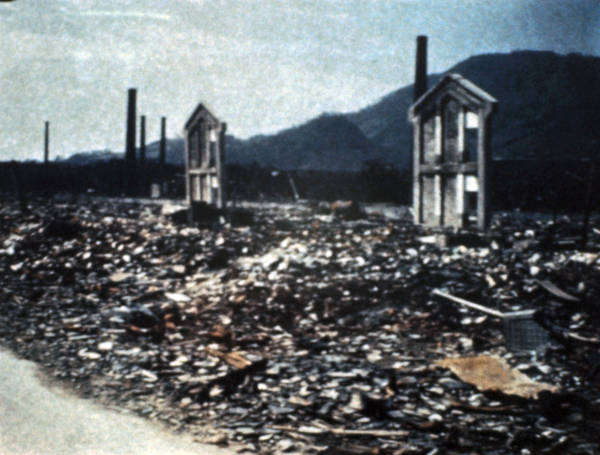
[1,0,599,161]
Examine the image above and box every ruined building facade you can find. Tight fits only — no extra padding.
[409,73,497,230]
[184,104,227,214]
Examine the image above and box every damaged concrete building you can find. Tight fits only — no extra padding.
[184,103,227,218]
[409,36,497,231]
[409,74,497,230]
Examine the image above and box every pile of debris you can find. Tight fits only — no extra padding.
[1,196,599,454]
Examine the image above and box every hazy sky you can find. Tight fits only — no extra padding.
[1,0,599,160]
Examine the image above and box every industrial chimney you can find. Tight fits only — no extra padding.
[125,88,137,194]
[414,35,428,101]
[125,88,137,165]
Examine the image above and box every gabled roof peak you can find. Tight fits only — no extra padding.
[409,73,497,118]
[185,102,221,129]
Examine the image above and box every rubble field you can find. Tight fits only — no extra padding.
[1,196,600,455]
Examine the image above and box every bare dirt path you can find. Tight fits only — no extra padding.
[0,348,232,455]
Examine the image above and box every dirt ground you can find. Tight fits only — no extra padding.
[0,347,234,455]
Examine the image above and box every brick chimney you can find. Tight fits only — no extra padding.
[414,35,428,101]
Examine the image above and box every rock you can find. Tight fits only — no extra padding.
[78,349,101,360]
[98,341,114,351]
[164,292,191,303]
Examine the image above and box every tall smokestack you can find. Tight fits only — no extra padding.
[140,115,146,164]
[159,117,166,166]
[44,121,49,164]
[125,88,137,164]
[414,35,428,102]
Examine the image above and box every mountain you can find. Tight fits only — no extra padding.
[63,51,600,171]
[63,138,185,166]
[349,50,600,163]
[453,51,600,160]
[227,50,600,171]
[226,113,397,172]
[61,149,121,165]
[143,138,185,166]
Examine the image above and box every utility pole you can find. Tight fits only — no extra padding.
[44,121,50,164]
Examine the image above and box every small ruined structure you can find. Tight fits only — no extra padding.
[184,103,227,216]
[409,73,497,230]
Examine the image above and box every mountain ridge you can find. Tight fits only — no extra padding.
[229,50,600,169]
[64,50,600,171]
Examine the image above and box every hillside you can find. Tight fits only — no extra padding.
[64,138,186,166]
[226,113,396,172]
[349,50,600,163]
[230,50,600,170]
[65,51,600,171]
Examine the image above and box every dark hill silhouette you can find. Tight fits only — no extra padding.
[64,138,185,166]
[65,51,600,171]
[226,113,394,172]
[348,50,600,164]
[451,51,600,160]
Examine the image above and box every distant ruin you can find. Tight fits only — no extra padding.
[184,103,227,219]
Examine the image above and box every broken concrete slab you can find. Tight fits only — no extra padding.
[436,355,559,399]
